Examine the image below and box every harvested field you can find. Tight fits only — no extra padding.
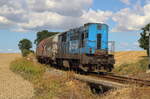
[114,51,147,67]
[0,53,34,99]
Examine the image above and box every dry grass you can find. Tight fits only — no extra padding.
[10,56,96,99]
[33,72,95,99]
[114,51,147,67]
[102,86,150,99]
[113,58,148,75]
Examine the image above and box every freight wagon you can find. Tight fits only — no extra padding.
[36,23,115,72]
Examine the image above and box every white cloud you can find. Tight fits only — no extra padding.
[12,28,29,32]
[0,49,19,53]
[111,3,150,32]
[1,0,150,33]
[120,0,130,5]
[81,9,113,23]
[0,16,14,29]
[26,0,93,17]
[0,0,113,32]
[7,49,14,51]
[17,9,112,31]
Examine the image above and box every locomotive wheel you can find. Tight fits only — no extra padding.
[105,67,112,72]
[79,64,88,72]
[56,60,63,69]
[37,58,41,63]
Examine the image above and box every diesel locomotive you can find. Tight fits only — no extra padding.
[36,23,115,72]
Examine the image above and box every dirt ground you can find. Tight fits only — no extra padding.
[114,51,147,66]
[0,53,34,99]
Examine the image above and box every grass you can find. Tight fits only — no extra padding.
[113,57,149,75]
[102,85,150,99]
[10,58,45,81]
[10,57,96,99]
[33,74,95,99]
[114,51,147,67]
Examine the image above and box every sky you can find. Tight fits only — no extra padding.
[0,0,150,53]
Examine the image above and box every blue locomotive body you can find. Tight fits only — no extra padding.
[88,23,108,52]
[59,23,108,55]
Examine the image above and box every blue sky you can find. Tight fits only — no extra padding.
[0,0,149,53]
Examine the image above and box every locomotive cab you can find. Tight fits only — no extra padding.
[86,23,108,54]
[81,23,115,72]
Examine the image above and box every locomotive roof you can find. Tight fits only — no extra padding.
[59,23,108,35]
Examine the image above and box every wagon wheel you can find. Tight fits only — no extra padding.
[56,60,63,69]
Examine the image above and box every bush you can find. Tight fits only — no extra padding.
[10,58,45,80]
[21,49,33,57]
[18,38,33,57]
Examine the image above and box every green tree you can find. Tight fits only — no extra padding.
[138,23,150,56]
[21,49,32,57]
[18,39,32,57]
[34,30,58,46]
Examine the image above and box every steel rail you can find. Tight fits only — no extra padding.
[90,73,150,86]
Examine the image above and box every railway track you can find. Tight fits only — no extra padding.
[46,66,150,87]
[90,73,150,86]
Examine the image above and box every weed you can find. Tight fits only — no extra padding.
[10,58,96,99]
[10,58,45,81]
